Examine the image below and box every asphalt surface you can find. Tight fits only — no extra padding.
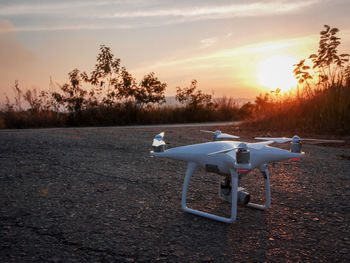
[0,126,349,262]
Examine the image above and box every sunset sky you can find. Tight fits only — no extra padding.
[1,0,349,101]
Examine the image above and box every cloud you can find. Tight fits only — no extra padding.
[0,23,133,33]
[0,0,158,17]
[0,0,317,32]
[0,1,113,16]
[100,1,316,19]
[132,35,318,73]
[200,37,217,48]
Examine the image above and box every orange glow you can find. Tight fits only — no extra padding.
[257,55,298,92]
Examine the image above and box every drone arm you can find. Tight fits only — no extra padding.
[181,162,238,223]
[246,163,271,210]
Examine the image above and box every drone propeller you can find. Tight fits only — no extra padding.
[200,130,239,140]
[208,141,273,156]
[255,135,344,153]
[255,135,344,144]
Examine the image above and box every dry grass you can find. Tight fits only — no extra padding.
[247,79,350,135]
[0,97,242,129]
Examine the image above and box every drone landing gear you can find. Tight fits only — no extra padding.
[181,163,272,223]
[246,164,271,210]
[181,162,238,223]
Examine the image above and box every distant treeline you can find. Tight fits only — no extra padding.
[0,46,254,128]
[1,25,349,134]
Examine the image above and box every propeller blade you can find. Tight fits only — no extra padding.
[216,133,240,139]
[200,130,216,134]
[255,137,292,143]
[301,138,344,143]
[247,141,274,149]
[208,147,236,156]
[200,130,239,139]
[208,141,272,156]
[152,139,165,147]
[255,136,344,144]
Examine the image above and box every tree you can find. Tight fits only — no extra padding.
[53,45,167,111]
[293,59,312,85]
[116,67,137,100]
[293,59,313,98]
[134,72,166,106]
[82,45,121,105]
[176,80,212,108]
[308,25,349,86]
[52,69,87,113]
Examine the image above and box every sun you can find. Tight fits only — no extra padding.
[257,55,298,92]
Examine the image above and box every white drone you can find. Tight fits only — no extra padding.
[151,130,343,223]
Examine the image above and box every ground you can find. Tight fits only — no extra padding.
[0,125,349,262]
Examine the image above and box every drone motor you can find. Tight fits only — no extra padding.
[152,132,166,152]
[236,143,250,163]
[290,135,302,153]
[235,142,252,172]
[153,144,166,152]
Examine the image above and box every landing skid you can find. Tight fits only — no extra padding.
[181,162,271,223]
[246,164,271,210]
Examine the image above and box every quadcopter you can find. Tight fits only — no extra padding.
[150,130,343,223]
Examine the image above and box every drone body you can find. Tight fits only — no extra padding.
[151,130,342,223]
[152,140,304,174]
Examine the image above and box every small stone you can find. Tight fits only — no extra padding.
[340,248,348,254]
[174,250,185,257]
[202,256,213,262]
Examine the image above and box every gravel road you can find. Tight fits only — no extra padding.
[1,126,349,262]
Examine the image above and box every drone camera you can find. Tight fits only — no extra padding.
[237,187,250,205]
[219,184,250,205]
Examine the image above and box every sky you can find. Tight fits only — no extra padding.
[0,0,349,101]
